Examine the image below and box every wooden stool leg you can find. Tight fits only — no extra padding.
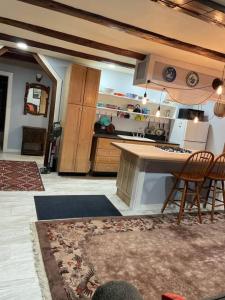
[195,182,202,224]
[204,179,212,208]
[221,180,225,211]
[211,180,217,222]
[189,181,203,212]
[177,182,187,225]
[161,178,178,213]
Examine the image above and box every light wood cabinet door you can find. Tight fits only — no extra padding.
[58,104,82,172]
[68,64,87,105]
[75,106,96,172]
[83,68,101,107]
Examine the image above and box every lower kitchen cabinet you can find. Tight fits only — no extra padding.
[58,105,96,173]
[91,137,178,173]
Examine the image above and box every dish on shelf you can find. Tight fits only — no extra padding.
[101,87,115,94]
[125,93,138,99]
[97,102,105,107]
[106,104,118,109]
[114,92,125,97]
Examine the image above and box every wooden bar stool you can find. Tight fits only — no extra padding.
[161,151,214,225]
[203,153,225,221]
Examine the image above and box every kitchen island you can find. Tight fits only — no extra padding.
[112,143,191,210]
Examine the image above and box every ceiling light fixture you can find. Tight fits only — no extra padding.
[142,79,150,105]
[17,42,28,50]
[109,63,115,69]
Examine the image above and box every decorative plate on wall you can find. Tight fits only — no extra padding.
[186,71,199,87]
[162,66,177,82]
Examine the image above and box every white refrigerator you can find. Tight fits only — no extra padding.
[169,119,209,150]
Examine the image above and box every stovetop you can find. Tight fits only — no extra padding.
[156,145,192,154]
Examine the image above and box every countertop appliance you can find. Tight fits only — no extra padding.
[178,108,204,121]
[169,119,209,151]
[156,145,192,154]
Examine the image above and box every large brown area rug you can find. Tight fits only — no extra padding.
[35,213,225,300]
[0,160,44,191]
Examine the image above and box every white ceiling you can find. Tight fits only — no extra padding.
[0,0,224,73]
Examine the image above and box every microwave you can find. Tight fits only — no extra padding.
[178,109,204,121]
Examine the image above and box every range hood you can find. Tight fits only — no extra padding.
[133,54,224,104]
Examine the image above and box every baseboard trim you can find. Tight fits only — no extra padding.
[4,148,20,153]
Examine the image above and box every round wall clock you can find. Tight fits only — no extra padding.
[186,71,199,87]
[162,66,177,82]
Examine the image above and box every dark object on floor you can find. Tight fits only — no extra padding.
[0,160,44,191]
[92,281,143,300]
[34,195,121,220]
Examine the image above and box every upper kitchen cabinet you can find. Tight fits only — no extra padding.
[58,64,101,174]
[68,65,101,107]
[68,64,87,105]
[83,68,101,107]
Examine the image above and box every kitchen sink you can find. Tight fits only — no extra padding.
[117,135,156,142]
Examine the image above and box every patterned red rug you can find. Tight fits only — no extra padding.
[35,213,225,300]
[0,160,44,191]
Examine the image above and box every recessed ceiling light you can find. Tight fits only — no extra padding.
[17,42,28,50]
[109,64,116,69]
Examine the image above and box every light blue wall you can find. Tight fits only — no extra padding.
[0,59,52,151]
[45,56,71,121]
[100,69,165,102]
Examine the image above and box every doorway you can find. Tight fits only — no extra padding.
[0,75,8,150]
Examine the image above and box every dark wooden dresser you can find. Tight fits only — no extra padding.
[21,126,46,156]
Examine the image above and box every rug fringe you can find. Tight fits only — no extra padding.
[30,223,52,300]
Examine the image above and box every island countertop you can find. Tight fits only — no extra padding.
[112,142,191,162]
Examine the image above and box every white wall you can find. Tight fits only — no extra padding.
[204,101,225,155]
[0,58,52,152]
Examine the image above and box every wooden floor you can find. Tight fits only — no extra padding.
[0,152,161,300]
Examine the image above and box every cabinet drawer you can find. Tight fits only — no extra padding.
[95,155,120,163]
[93,163,119,172]
[97,138,122,149]
[96,148,121,157]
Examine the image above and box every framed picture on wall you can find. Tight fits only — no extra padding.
[33,88,42,99]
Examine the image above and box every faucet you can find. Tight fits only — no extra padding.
[133,128,145,137]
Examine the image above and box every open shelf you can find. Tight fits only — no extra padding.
[98,92,177,120]
[98,92,176,108]
[96,106,175,120]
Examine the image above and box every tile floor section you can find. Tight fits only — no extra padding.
[0,153,162,300]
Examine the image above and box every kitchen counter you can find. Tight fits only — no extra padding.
[113,143,192,210]
[93,133,179,146]
[112,143,189,161]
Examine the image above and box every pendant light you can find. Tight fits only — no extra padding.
[212,65,225,96]
[193,104,201,123]
[193,116,199,123]
[142,80,150,105]
[155,88,165,118]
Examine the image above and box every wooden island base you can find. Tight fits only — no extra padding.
[113,143,191,210]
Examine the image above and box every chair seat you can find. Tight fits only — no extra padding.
[172,172,204,182]
[206,172,225,180]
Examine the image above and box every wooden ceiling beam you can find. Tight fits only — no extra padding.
[0,46,8,56]
[0,16,145,61]
[196,0,225,14]
[0,33,135,69]
[17,0,225,63]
